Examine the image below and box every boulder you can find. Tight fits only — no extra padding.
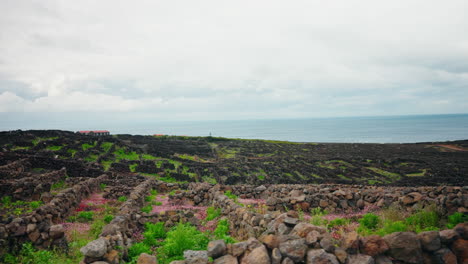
[80,238,108,258]
[342,231,359,254]
[374,255,392,264]
[241,245,270,264]
[306,249,339,264]
[214,255,238,264]
[451,239,468,263]
[359,235,389,256]
[183,250,208,263]
[271,248,282,264]
[320,235,335,253]
[49,224,64,239]
[278,238,307,262]
[229,242,248,257]
[260,234,279,249]
[105,249,120,264]
[454,222,468,240]
[383,232,422,264]
[137,253,158,264]
[333,248,347,264]
[305,230,321,245]
[417,231,441,252]
[208,240,227,258]
[281,258,294,264]
[347,254,374,264]
[291,223,326,238]
[440,229,460,244]
[432,248,457,264]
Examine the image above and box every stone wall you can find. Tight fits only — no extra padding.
[0,174,107,255]
[0,168,67,200]
[223,184,467,216]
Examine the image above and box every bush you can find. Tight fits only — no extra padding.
[128,242,151,260]
[143,222,167,246]
[214,219,236,244]
[224,190,238,202]
[99,183,107,191]
[104,214,114,224]
[2,243,54,264]
[118,196,127,202]
[375,221,408,236]
[328,217,351,228]
[447,212,468,229]
[141,205,152,213]
[405,209,439,233]
[206,206,221,221]
[150,189,158,196]
[29,201,43,210]
[158,223,209,263]
[90,219,105,238]
[77,211,94,222]
[359,213,380,230]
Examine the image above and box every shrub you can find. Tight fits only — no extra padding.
[118,196,127,202]
[77,211,94,222]
[150,189,158,196]
[2,243,54,264]
[206,206,221,221]
[214,219,236,244]
[129,163,138,172]
[90,219,105,238]
[51,180,66,190]
[128,242,151,260]
[405,209,439,233]
[224,190,238,202]
[29,201,43,210]
[447,212,468,229]
[375,221,408,236]
[99,183,107,191]
[143,222,167,246]
[158,223,209,263]
[1,196,12,207]
[328,217,351,228]
[141,205,152,213]
[104,214,114,224]
[309,207,328,226]
[359,213,380,230]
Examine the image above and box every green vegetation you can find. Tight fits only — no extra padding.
[51,180,66,190]
[32,136,58,146]
[157,223,209,264]
[367,167,401,181]
[89,218,106,239]
[202,175,217,184]
[224,190,238,202]
[114,147,140,161]
[257,174,265,180]
[101,160,113,171]
[2,243,54,264]
[206,206,221,221]
[141,205,152,213]
[143,222,167,246]
[128,243,151,261]
[406,169,427,177]
[117,196,127,202]
[77,211,94,222]
[67,149,77,157]
[82,142,95,151]
[99,183,107,191]
[46,145,63,151]
[309,207,328,226]
[213,219,235,244]
[447,212,468,229]
[104,214,114,224]
[11,146,30,151]
[142,154,158,160]
[100,142,113,152]
[129,163,138,172]
[0,197,43,216]
[84,154,98,162]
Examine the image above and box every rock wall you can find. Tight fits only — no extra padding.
[0,174,107,255]
[0,168,67,200]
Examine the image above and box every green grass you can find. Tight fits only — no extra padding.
[82,143,95,151]
[11,146,30,150]
[367,167,401,181]
[51,180,66,190]
[114,147,139,161]
[142,154,158,160]
[206,206,221,221]
[337,174,351,181]
[46,145,63,151]
[31,136,58,146]
[67,149,77,157]
[84,154,98,162]
[100,142,113,152]
[129,163,138,172]
[202,175,217,184]
[406,169,427,177]
[101,160,113,171]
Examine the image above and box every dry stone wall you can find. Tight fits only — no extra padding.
[0,174,107,255]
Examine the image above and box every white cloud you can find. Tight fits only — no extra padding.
[0,0,467,119]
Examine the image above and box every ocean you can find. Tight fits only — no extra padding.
[2,113,467,143]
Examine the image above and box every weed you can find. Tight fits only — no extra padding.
[99,183,107,191]
[46,145,63,151]
[129,163,138,172]
[359,213,380,230]
[143,222,167,246]
[213,219,236,244]
[141,205,152,213]
[77,211,94,222]
[405,208,439,233]
[101,142,113,152]
[128,242,151,260]
[101,160,113,171]
[447,212,468,229]
[206,207,221,221]
[90,218,105,238]
[51,180,66,190]
[104,214,114,224]
[224,190,238,202]
[82,143,95,151]
[118,196,127,202]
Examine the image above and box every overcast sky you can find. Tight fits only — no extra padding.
[1,0,468,122]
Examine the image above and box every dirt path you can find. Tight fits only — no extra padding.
[434,144,468,151]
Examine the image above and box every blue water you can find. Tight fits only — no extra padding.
[2,113,467,143]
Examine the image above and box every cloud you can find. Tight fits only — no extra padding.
[0,0,467,121]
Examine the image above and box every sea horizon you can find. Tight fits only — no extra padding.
[1,113,467,144]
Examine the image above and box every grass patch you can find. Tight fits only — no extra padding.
[67,149,77,157]
[31,136,58,146]
[82,142,96,151]
[46,145,63,151]
[11,146,30,151]
[367,167,401,181]
[84,154,98,162]
[100,142,113,152]
[101,160,113,171]
[406,169,427,177]
[114,147,140,161]
[142,154,158,160]
[129,163,138,172]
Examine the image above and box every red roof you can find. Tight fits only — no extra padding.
[78,130,109,133]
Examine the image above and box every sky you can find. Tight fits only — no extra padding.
[1,0,468,123]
